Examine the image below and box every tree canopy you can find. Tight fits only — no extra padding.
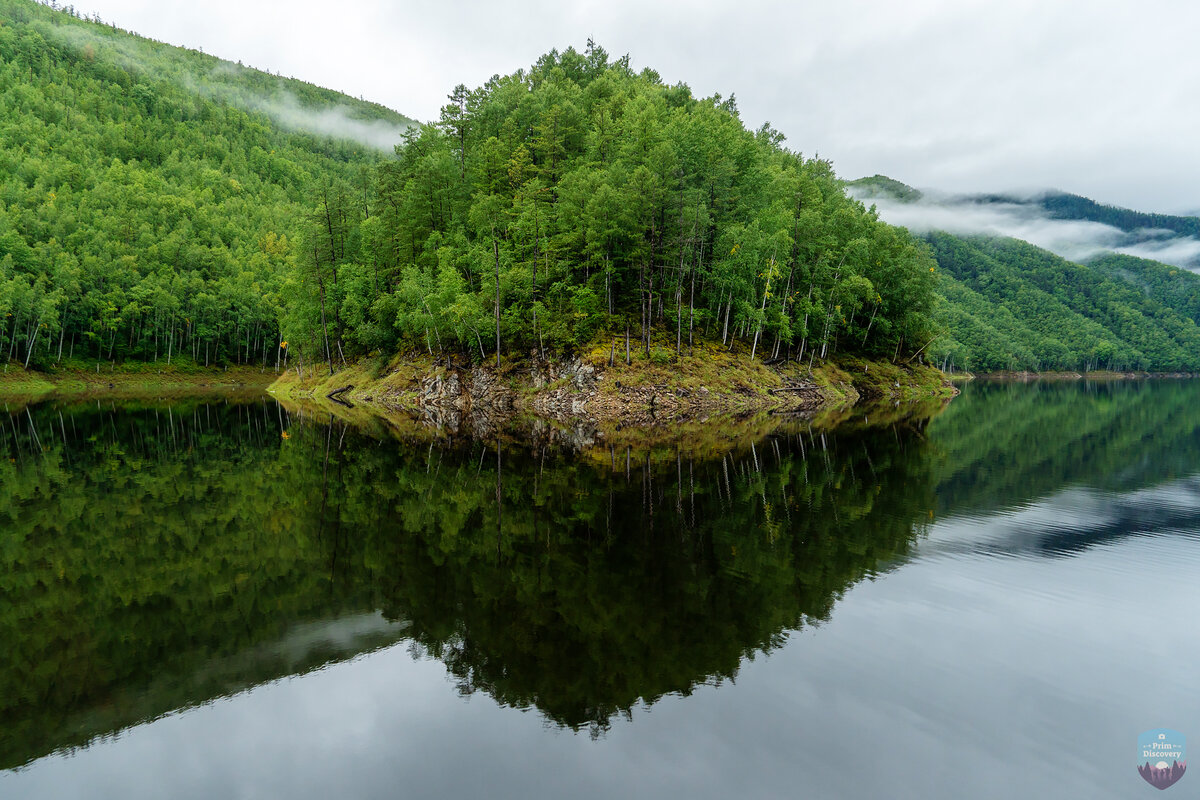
[280,43,939,368]
[0,0,406,369]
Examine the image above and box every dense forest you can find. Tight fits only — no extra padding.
[6,0,1200,378]
[0,0,409,370]
[926,235,1200,372]
[278,44,938,370]
[1032,192,1200,239]
[1,0,939,374]
[847,176,1200,373]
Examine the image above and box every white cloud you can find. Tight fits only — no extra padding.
[851,187,1200,269]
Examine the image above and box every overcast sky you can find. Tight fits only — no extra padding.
[67,0,1200,214]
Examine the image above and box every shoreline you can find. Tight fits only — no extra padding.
[0,349,958,430]
[950,370,1200,382]
[266,347,956,428]
[0,363,277,406]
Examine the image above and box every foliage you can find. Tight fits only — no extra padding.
[1038,192,1200,239]
[280,44,939,367]
[0,0,407,370]
[844,174,924,203]
[925,233,1200,372]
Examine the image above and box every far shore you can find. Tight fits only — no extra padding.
[948,370,1199,382]
[0,362,277,406]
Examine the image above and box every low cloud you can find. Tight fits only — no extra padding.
[1115,236,1200,267]
[238,91,409,152]
[49,21,409,152]
[851,187,1200,270]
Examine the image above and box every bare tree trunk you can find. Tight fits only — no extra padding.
[24,316,41,369]
[317,279,334,375]
[721,297,732,346]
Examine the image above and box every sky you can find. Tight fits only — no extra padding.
[65,0,1200,214]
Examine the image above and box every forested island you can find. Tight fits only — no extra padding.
[4,0,1200,417]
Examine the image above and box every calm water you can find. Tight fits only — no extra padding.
[1,381,1197,799]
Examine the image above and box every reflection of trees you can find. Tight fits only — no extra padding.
[928,380,1200,514]
[0,401,935,766]
[321,420,937,735]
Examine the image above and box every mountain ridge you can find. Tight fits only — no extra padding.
[846,175,1200,372]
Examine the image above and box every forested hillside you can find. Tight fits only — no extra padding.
[0,0,410,369]
[1029,192,1200,239]
[279,43,939,369]
[927,234,1200,372]
[847,176,1200,373]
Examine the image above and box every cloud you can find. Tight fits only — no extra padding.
[1115,236,1200,267]
[46,20,409,152]
[237,92,409,152]
[55,0,1200,211]
[850,186,1200,269]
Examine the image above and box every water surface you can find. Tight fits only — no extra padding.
[1,381,1196,798]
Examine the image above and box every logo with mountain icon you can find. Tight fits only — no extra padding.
[1138,730,1186,790]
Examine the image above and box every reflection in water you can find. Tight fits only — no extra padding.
[0,398,936,767]
[5,379,1200,798]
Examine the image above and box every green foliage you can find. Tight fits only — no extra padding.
[0,0,406,369]
[925,233,1200,372]
[1038,192,1200,238]
[845,174,924,203]
[281,44,938,364]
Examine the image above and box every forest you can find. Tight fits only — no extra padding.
[278,44,939,370]
[5,0,1200,378]
[926,235,1200,372]
[0,0,406,370]
[0,0,938,374]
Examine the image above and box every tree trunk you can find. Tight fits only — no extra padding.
[494,238,502,368]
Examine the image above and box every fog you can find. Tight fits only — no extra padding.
[234,91,409,152]
[850,187,1200,270]
[49,22,410,152]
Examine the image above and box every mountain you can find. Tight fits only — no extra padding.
[3,2,943,376]
[847,176,1200,372]
[0,0,412,369]
[847,176,1200,270]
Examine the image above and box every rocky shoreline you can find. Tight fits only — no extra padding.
[270,351,955,432]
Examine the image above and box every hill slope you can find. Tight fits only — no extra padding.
[0,0,411,369]
[848,176,1200,372]
[926,234,1200,372]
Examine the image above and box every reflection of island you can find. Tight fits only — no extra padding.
[0,400,937,768]
[1138,760,1186,790]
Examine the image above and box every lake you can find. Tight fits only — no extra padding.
[1,380,1196,799]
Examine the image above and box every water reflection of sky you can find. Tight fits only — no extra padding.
[920,475,1200,559]
[5,509,1195,800]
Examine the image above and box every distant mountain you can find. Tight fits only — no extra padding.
[1003,191,1200,239]
[847,175,1200,372]
[926,234,1200,372]
[844,174,924,203]
[847,176,1200,270]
